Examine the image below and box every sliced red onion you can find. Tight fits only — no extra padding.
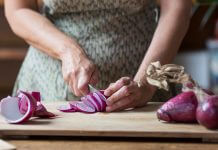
[95,91,107,111]
[0,91,56,124]
[18,96,28,115]
[58,104,77,112]
[34,103,56,118]
[58,101,96,113]
[0,95,35,124]
[73,101,96,113]
[29,92,56,118]
[86,94,101,111]
[81,97,96,110]
[92,92,105,111]
[58,90,108,113]
[30,91,41,102]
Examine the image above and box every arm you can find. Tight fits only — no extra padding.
[4,0,83,59]
[104,0,192,112]
[5,0,98,96]
[134,0,192,83]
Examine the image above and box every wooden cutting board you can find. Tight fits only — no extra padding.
[0,102,218,139]
[0,140,16,150]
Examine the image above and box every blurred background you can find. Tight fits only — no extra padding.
[0,0,218,99]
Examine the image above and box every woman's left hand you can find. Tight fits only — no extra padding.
[104,77,156,112]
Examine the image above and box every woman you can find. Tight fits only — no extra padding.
[4,0,192,112]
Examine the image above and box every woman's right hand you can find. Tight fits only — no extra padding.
[4,0,99,97]
[60,48,99,97]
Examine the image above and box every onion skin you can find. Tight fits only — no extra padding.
[30,91,41,102]
[17,91,37,123]
[196,96,218,129]
[157,91,198,123]
[34,103,56,118]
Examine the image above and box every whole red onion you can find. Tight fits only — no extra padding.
[157,91,198,123]
[196,94,218,129]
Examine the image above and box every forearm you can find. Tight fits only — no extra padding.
[5,3,85,59]
[134,1,192,84]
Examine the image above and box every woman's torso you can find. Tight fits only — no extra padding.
[13,0,158,100]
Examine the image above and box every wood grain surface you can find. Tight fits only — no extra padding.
[0,139,15,150]
[6,139,218,150]
[0,102,218,139]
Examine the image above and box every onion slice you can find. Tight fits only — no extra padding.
[0,91,56,124]
[58,90,108,113]
[0,95,35,124]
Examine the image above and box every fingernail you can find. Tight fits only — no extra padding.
[106,106,112,112]
[104,90,110,96]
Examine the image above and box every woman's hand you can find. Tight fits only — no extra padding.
[61,49,99,97]
[104,77,156,112]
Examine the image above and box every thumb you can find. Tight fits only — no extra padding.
[90,70,99,85]
[77,73,90,96]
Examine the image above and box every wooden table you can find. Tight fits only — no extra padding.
[0,139,15,150]
[4,138,218,150]
[1,102,218,150]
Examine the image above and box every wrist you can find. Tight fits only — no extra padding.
[136,82,157,107]
[139,81,157,95]
[134,74,156,91]
[59,40,87,61]
[134,76,157,105]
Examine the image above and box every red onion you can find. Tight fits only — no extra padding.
[146,62,218,129]
[58,90,107,113]
[157,91,198,123]
[196,95,218,129]
[0,91,55,124]
[0,93,36,124]
[190,88,218,129]
[182,84,218,129]
[157,83,218,129]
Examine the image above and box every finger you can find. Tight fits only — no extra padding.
[90,69,99,85]
[106,94,135,112]
[116,101,136,112]
[77,67,95,95]
[62,66,71,85]
[68,81,75,94]
[77,75,90,96]
[103,83,114,95]
[106,84,134,106]
[104,77,131,97]
[69,78,83,96]
[109,83,115,87]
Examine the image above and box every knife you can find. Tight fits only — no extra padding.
[88,84,98,93]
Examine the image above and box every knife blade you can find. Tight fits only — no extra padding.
[88,84,98,93]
